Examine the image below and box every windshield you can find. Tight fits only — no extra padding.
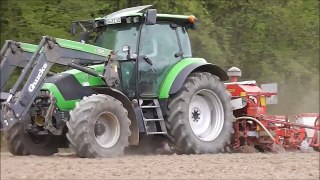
[94,23,139,60]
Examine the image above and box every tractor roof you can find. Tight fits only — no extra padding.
[96,5,196,26]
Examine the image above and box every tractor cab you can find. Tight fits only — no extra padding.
[71,5,197,98]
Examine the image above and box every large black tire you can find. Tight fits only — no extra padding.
[165,72,234,154]
[313,144,320,152]
[66,94,131,158]
[313,117,320,152]
[3,111,58,156]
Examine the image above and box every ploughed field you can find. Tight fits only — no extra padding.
[1,151,319,179]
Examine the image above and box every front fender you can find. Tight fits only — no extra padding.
[42,80,140,145]
[93,87,139,146]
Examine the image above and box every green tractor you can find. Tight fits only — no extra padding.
[0,5,234,157]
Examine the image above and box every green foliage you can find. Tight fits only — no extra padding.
[0,0,318,114]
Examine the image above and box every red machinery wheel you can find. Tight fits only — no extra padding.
[312,116,320,152]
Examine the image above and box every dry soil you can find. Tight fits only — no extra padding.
[0,151,319,179]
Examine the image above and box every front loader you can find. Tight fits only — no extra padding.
[0,40,104,102]
[0,41,38,100]
[1,5,234,157]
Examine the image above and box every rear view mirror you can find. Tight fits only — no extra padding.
[71,23,77,35]
[145,9,157,25]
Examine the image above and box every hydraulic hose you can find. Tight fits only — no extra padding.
[68,63,103,78]
[235,116,276,142]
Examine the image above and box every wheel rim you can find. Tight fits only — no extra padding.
[94,112,120,148]
[188,89,224,141]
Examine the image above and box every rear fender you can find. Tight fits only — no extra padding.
[169,63,228,95]
[159,58,228,99]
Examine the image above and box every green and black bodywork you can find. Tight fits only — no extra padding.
[0,5,233,157]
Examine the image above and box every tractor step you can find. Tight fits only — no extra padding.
[139,99,167,135]
[143,118,164,121]
[146,132,167,135]
[140,93,158,98]
[141,105,160,108]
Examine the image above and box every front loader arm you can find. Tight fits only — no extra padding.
[0,41,37,92]
[0,39,107,93]
[2,36,112,129]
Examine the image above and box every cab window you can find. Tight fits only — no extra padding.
[138,23,181,96]
[177,27,192,58]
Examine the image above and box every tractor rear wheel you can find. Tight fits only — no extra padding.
[3,110,58,156]
[66,94,131,158]
[165,72,234,154]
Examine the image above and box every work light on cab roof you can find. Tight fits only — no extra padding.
[71,5,198,35]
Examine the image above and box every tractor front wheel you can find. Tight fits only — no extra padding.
[165,72,234,154]
[3,111,58,156]
[66,94,131,158]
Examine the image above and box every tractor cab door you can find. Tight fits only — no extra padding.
[138,23,181,97]
[94,23,140,99]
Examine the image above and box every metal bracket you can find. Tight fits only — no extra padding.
[44,93,62,135]
[103,51,120,87]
